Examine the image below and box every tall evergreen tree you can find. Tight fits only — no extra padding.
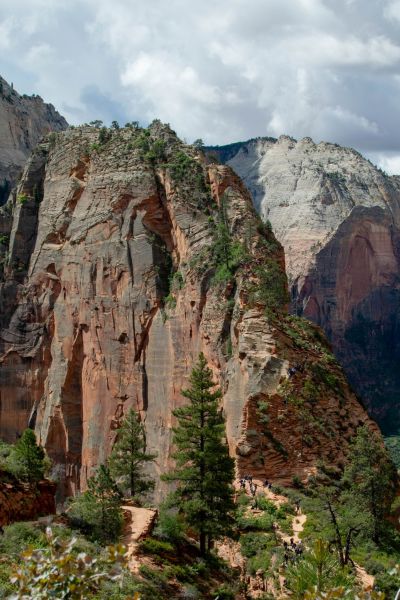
[109,408,156,498]
[69,465,123,543]
[343,425,396,543]
[163,353,235,555]
[7,428,47,482]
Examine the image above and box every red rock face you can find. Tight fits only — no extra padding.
[301,206,400,433]
[212,136,400,435]
[0,471,56,526]
[0,75,67,202]
[0,124,377,498]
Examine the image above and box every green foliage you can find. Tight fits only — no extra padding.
[10,527,126,599]
[193,139,204,150]
[163,353,236,555]
[285,539,355,599]
[139,537,174,556]
[0,522,45,558]
[6,429,47,482]
[0,562,14,599]
[68,465,123,543]
[154,504,186,543]
[167,150,197,181]
[240,532,272,558]
[344,425,396,543]
[326,171,346,186]
[109,408,156,498]
[236,510,275,532]
[17,193,29,205]
[384,435,400,469]
[111,120,120,130]
[248,259,289,313]
[98,127,111,145]
[0,438,12,469]
[209,217,248,284]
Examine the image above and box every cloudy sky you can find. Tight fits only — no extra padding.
[1,0,400,172]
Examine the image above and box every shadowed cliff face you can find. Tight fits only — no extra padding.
[209,137,400,435]
[0,75,67,204]
[0,124,376,498]
[0,470,56,526]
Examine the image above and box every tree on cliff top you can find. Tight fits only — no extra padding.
[163,353,235,556]
[109,408,156,499]
[7,428,47,483]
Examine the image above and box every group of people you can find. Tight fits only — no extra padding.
[239,474,257,496]
[288,361,306,378]
[283,538,303,565]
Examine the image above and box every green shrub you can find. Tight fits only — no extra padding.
[68,466,123,544]
[154,506,185,543]
[0,522,44,557]
[0,562,14,598]
[212,584,236,599]
[17,193,29,205]
[139,537,174,556]
[10,528,126,599]
[237,511,275,532]
[248,259,289,313]
[240,532,271,558]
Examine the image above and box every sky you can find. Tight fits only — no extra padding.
[1,0,400,172]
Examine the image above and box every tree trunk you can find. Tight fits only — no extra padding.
[200,531,206,556]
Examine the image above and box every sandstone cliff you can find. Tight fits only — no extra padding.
[208,137,400,435]
[0,470,56,527]
[0,123,376,498]
[0,75,67,204]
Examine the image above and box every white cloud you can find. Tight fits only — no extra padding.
[0,0,399,159]
[367,152,400,175]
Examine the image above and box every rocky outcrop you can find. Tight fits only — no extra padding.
[0,470,56,526]
[0,124,376,498]
[209,137,400,435]
[0,75,67,204]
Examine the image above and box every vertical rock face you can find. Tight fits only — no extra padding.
[0,471,56,526]
[0,124,376,498]
[0,75,67,203]
[209,137,400,435]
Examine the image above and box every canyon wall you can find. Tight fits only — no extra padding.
[0,76,67,204]
[209,137,400,435]
[0,124,376,499]
[0,470,56,527]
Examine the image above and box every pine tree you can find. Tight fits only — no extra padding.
[7,428,47,482]
[163,353,235,555]
[109,408,156,498]
[69,465,123,543]
[343,425,396,543]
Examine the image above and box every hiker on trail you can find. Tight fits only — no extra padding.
[284,552,289,565]
[295,499,301,514]
[250,482,256,497]
[264,479,269,488]
[240,479,246,490]
[290,538,295,549]
[288,366,297,378]
[283,541,288,550]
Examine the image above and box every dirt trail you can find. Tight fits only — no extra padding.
[122,504,157,572]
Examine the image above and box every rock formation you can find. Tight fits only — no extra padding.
[0,470,56,527]
[0,76,67,204]
[208,137,400,435]
[0,123,376,499]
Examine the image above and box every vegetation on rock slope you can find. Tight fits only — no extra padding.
[0,122,398,598]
